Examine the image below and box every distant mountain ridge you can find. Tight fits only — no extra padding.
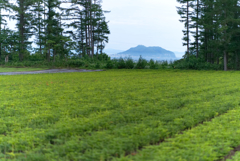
[103,49,124,55]
[117,45,176,60]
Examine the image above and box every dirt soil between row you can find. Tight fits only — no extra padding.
[0,69,103,75]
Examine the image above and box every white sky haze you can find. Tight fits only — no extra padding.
[102,0,185,52]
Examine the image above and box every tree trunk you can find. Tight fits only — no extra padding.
[53,49,56,62]
[224,51,227,71]
[196,0,199,58]
[92,0,95,57]
[205,29,208,62]
[47,47,50,62]
[89,0,93,58]
[236,52,239,70]
[0,9,2,61]
[80,14,85,56]
[100,41,103,54]
[44,1,46,54]
[85,24,88,56]
[19,0,24,61]
[187,1,189,56]
[85,2,89,57]
[38,2,42,54]
[5,55,8,63]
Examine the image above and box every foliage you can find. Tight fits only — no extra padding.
[177,0,240,71]
[117,57,126,69]
[105,60,114,69]
[135,55,147,69]
[125,57,134,69]
[227,152,240,161]
[117,103,240,161]
[96,53,111,61]
[149,59,156,69]
[0,54,179,70]
[0,0,110,62]
[95,62,100,68]
[0,70,238,160]
[67,60,85,67]
[173,55,223,70]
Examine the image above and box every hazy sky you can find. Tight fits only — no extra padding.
[5,0,185,53]
[102,0,185,52]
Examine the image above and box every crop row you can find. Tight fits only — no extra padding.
[227,152,240,161]
[115,105,240,161]
[0,70,239,160]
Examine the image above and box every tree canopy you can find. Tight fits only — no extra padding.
[177,0,240,71]
[0,0,110,62]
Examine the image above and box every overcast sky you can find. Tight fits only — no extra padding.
[102,0,185,52]
[6,0,185,53]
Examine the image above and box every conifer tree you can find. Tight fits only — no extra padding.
[0,0,10,61]
[177,0,192,57]
[67,0,109,58]
[31,0,45,55]
[44,0,65,61]
[0,0,110,62]
[10,0,34,61]
[190,0,201,58]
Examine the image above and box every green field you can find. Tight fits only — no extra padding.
[0,70,240,160]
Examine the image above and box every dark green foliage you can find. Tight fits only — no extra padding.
[105,60,114,69]
[19,153,47,161]
[149,59,156,69]
[97,53,111,61]
[176,0,240,71]
[10,0,35,61]
[125,57,134,69]
[117,57,126,69]
[66,0,110,57]
[67,60,85,67]
[95,62,100,68]
[136,56,147,69]
[0,0,110,63]
[160,60,169,69]
[174,56,223,70]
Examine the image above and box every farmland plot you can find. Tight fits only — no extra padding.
[0,70,239,160]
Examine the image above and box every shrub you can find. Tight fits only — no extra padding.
[159,60,169,69]
[67,60,85,67]
[173,55,223,70]
[105,60,114,69]
[95,62,101,69]
[97,53,111,61]
[149,59,156,69]
[136,56,147,69]
[125,57,134,69]
[117,57,126,69]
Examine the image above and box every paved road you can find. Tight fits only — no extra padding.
[0,69,103,75]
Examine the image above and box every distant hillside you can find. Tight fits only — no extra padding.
[173,51,185,58]
[103,49,124,55]
[117,45,176,60]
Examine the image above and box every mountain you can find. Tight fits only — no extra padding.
[173,51,185,58]
[117,45,177,60]
[103,49,124,55]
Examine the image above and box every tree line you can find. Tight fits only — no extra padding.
[177,0,240,71]
[0,0,110,62]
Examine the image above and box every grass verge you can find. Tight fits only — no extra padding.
[0,67,47,72]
